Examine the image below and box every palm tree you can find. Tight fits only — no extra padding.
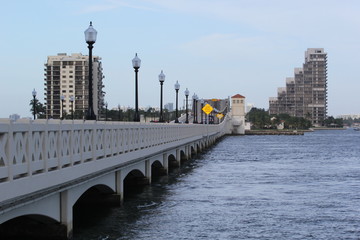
[29,98,46,119]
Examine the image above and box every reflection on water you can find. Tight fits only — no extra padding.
[73,129,360,240]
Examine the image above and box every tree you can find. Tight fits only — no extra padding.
[324,116,343,128]
[29,98,46,119]
[246,108,271,129]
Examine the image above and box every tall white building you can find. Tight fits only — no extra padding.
[44,53,105,119]
[269,48,327,126]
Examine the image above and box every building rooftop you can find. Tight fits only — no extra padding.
[232,94,245,98]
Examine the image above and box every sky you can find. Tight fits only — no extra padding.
[1,0,360,118]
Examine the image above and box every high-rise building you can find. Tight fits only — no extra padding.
[44,53,105,119]
[269,48,327,126]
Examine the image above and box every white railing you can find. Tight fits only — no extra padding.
[0,117,228,184]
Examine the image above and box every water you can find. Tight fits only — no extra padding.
[73,129,360,240]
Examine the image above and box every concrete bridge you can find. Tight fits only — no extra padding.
[0,95,246,239]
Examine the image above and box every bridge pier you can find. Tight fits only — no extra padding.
[162,153,169,174]
[145,160,151,184]
[115,170,124,203]
[60,191,73,240]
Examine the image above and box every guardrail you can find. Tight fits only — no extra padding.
[0,118,228,184]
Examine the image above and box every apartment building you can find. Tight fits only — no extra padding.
[44,53,105,119]
[269,48,327,126]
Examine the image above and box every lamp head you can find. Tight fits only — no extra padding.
[158,70,165,83]
[84,21,97,44]
[184,88,189,97]
[174,81,180,91]
[132,53,141,69]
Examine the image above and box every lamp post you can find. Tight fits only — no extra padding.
[132,53,141,122]
[200,98,204,124]
[184,88,189,124]
[32,89,37,120]
[84,21,97,120]
[158,70,165,122]
[118,104,121,121]
[192,93,198,124]
[174,81,180,123]
[70,96,74,120]
[60,95,65,120]
[105,102,108,121]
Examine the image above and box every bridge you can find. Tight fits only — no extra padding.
[0,95,245,239]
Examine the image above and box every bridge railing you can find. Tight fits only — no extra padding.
[0,117,228,186]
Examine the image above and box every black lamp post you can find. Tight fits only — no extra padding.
[192,93,198,124]
[184,88,189,124]
[174,81,180,123]
[70,96,74,120]
[32,89,37,120]
[105,102,108,121]
[158,70,165,122]
[118,104,121,121]
[60,95,65,120]
[200,98,204,124]
[132,53,141,122]
[84,21,97,120]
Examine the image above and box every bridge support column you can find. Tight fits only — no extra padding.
[145,160,151,184]
[115,170,124,203]
[176,149,181,166]
[186,145,191,159]
[60,190,73,240]
[163,153,169,174]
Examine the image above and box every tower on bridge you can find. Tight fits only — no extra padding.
[230,94,246,134]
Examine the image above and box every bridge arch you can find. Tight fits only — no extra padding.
[168,153,179,171]
[0,214,66,239]
[123,169,148,195]
[67,175,116,210]
[151,160,167,179]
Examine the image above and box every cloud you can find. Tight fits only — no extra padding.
[77,0,157,14]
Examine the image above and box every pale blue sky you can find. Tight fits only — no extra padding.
[1,0,360,118]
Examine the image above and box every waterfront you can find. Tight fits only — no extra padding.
[73,129,360,240]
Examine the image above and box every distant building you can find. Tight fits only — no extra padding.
[337,114,360,120]
[164,103,174,112]
[269,48,327,126]
[9,114,20,121]
[44,53,105,119]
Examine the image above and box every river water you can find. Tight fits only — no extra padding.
[73,129,360,240]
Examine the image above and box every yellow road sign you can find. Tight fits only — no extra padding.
[202,104,213,115]
[216,113,224,119]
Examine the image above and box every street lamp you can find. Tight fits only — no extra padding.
[192,93,198,124]
[84,21,97,120]
[70,96,74,120]
[60,95,65,120]
[132,53,141,122]
[158,70,165,122]
[32,89,37,120]
[105,102,108,121]
[200,98,204,124]
[184,88,189,124]
[174,81,180,123]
